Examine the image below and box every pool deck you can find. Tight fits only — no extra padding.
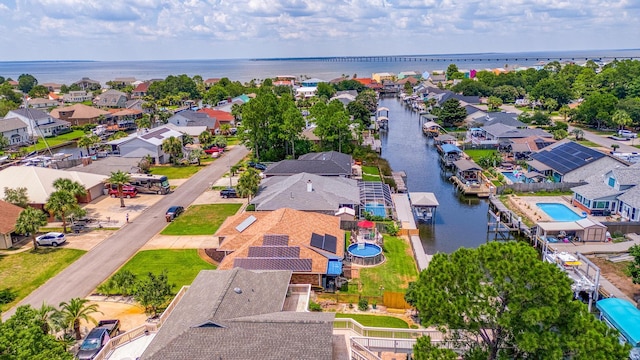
[392,194,430,271]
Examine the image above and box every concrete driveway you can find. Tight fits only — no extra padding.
[3,145,250,319]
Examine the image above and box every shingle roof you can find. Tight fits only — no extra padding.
[250,173,360,211]
[571,182,623,200]
[0,200,23,234]
[454,159,482,172]
[611,167,640,186]
[475,112,526,128]
[141,268,335,360]
[618,186,640,209]
[530,142,606,175]
[0,118,28,132]
[265,151,352,177]
[50,104,109,120]
[8,108,50,121]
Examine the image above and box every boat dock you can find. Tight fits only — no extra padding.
[392,171,407,193]
[392,193,430,271]
[450,176,491,197]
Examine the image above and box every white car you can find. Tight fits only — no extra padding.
[618,129,637,138]
[36,232,66,247]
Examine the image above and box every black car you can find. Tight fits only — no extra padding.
[220,188,238,198]
[248,161,267,171]
[165,205,184,222]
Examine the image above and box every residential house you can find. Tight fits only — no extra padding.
[5,108,70,137]
[73,77,101,91]
[468,112,527,128]
[137,268,335,360]
[480,123,552,143]
[109,77,136,87]
[94,89,128,108]
[295,86,317,98]
[0,166,107,207]
[0,200,23,249]
[40,83,62,93]
[508,136,557,160]
[168,110,216,131]
[50,104,111,126]
[203,78,220,88]
[301,78,325,87]
[27,98,59,109]
[197,108,235,131]
[250,172,360,214]
[330,90,358,106]
[528,141,627,183]
[131,82,151,98]
[372,72,395,83]
[214,208,345,290]
[453,159,483,183]
[106,126,182,164]
[264,151,353,177]
[273,75,296,87]
[571,165,640,219]
[0,118,30,146]
[62,90,93,103]
[398,71,421,80]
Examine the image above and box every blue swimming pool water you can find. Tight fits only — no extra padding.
[502,171,526,183]
[537,203,584,221]
[348,243,383,257]
[364,203,386,218]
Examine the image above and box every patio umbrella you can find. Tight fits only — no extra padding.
[357,220,375,229]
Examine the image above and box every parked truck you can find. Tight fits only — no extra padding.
[76,320,120,360]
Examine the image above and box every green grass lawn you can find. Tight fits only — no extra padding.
[464,149,496,163]
[110,249,215,290]
[0,248,86,312]
[32,130,85,151]
[335,313,409,328]
[576,139,602,148]
[347,236,418,296]
[149,164,206,179]
[362,165,381,181]
[161,204,242,235]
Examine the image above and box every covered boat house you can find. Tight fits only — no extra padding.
[409,192,439,223]
[439,143,464,167]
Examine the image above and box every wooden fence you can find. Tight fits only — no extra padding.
[383,291,412,309]
[317,291,410,309]
[496,182,584,194]
[601,222,640,235]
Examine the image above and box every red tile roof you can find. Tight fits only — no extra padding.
[0,201,23,234]
[133,82,150,92]
[198,108,234,122]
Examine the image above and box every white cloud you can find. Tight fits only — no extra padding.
[0,0,637,60]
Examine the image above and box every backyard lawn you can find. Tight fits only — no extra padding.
[347,235,418,297]
[108,249,215,290]
[362,165,381,181]
[33,130,85,151]
[149,164,207,179]
[464,149,497,163]
[0,248,86,312]
[335,313,409,328]
[161,203,242,235]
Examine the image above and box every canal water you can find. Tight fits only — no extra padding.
[378,96,489,254]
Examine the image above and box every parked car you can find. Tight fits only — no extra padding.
[36,232,66,247]
[618,129,638,138]
[108,184,138,198]
[220,187,238,198]
[165,205,184,222]
[76,320,120,360]
[248,161,267,171]
[204,146,224,154]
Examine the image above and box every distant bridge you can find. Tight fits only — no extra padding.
[255,55,640,63]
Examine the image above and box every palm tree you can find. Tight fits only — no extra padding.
[198,130,214,148]
[189,148,204,166]
[15,206,48,250]
[76,134,100,156]
[45,191,80,234]
[136,114,152,130]
[220,124,231,136]
[237,168,261,202]
[107,170,132,208]
[571,128,584,140]
[53,178,87,198]
[161,136,183,164]
[58,298,102,340]
[35,302,57,335]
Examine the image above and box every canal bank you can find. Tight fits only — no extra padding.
[378,96,489,254]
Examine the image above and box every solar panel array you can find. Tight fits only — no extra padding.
[262,234,289,246]
[248,246,300,258]
[531,142,605,175]
[234,258,312,271]
[309,233,337,254]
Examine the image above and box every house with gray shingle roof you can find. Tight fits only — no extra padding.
[139,268,336,360]
[5,108,70,137]
[0,117,29,146]
[250,172,360,214]
[167,110,216,130]
[94,89,128,108]
[106,126,182,164]
[572,164,640,220]
[264,151,353,178]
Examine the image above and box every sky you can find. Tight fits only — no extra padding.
[0,0,639,61]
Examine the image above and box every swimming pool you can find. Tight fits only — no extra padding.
[537,203,584,222]
[348,243,384,266]
[502,171,526,183]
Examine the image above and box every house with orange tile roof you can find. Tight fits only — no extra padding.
[214,208,345,290]
[204,78,220,89]
[0,200,23,249]
[132,81,151,98]
[50,103,111,126]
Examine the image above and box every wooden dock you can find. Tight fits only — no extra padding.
[392,194,430,271]
[450,176,491,197]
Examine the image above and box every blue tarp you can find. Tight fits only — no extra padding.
[596,298,640,346]
[441,144,462,154]
[326,260,343,276]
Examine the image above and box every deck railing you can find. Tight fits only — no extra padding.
[350,338,383,360]
[333,318,446,340]
[92,285,190,360]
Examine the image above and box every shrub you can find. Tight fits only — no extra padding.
[0,288,17,305]
[308,301,322,312]
[385,222,399,236]
[358,298,369,311]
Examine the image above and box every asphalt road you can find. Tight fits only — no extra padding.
[3,145,249,319]
[569,125,639,153]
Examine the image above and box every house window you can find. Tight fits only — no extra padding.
[582,199,591,208]
[633,208,638,221]
[575,194,583,203]
[607,177,615,187]
[594,201,608,209]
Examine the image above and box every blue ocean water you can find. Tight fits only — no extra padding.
[1,49,639,84]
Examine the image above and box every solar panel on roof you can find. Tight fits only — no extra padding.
[248,246,300,258]
[263,234,289,246]
[310,233,324,249]
[234,258,312,271]
[235,215,257,233]
[323,235,337,254]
